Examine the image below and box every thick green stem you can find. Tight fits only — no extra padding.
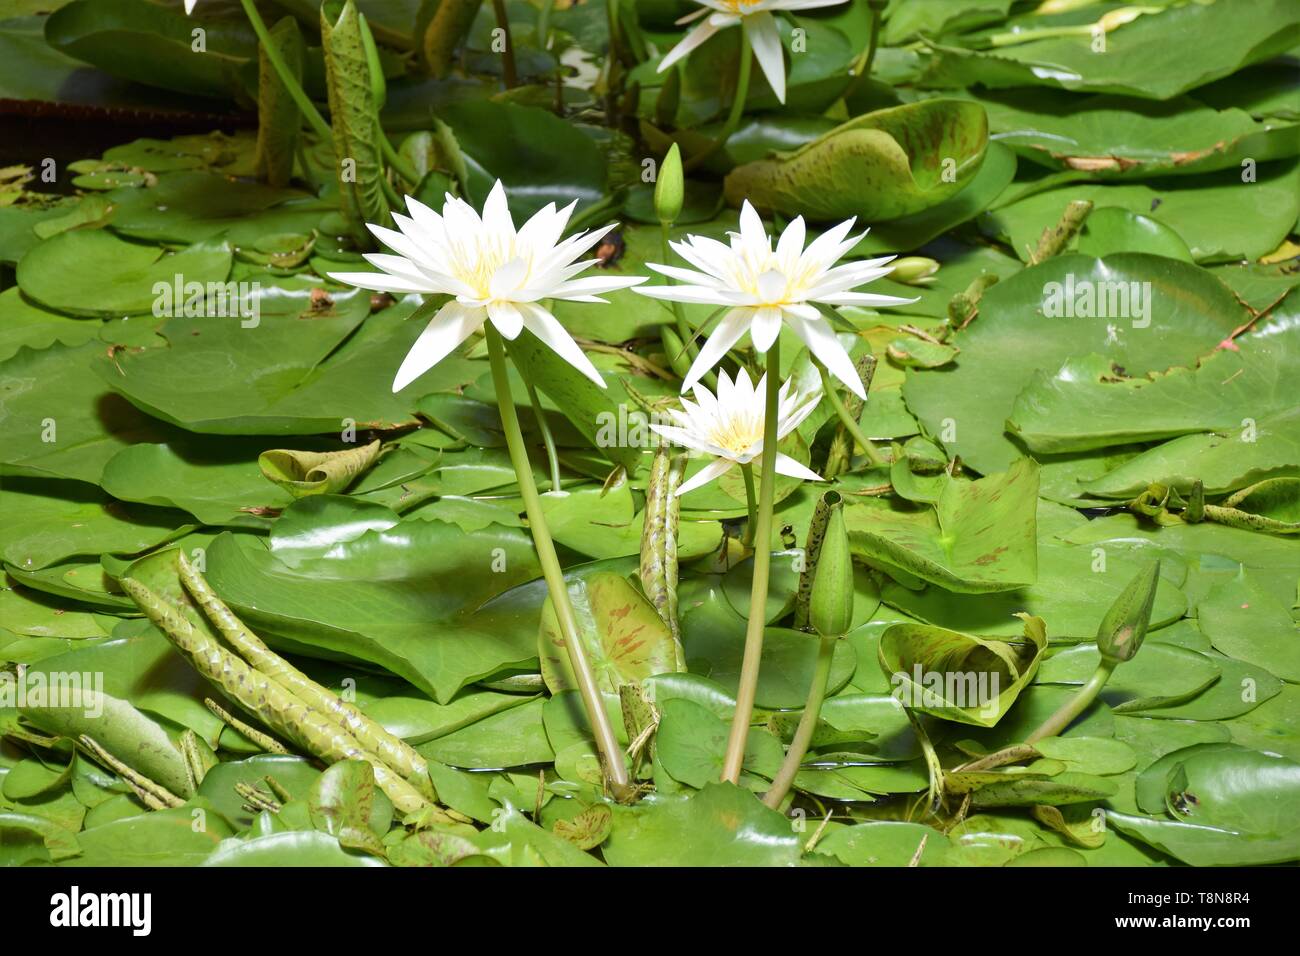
[490,0,519,88]
[818,362,885,466]
[720,339,780,783]
[740,462,758,550]
[683,20,753,172]
[1026,659,1116,744]
[240,0,332,142]
[763,635,835,808]
[524,380,563,493]
[484,326,630,796]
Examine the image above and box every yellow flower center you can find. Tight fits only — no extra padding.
[719,0,764,11]
[707,411,764,457]
[451,236,529,300]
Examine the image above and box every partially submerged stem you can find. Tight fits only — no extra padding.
[763,635,836,808]
[1030,199,1093,264]
[484,326,631,797]
[683,20,754,172]
[720,339,780,783]
[1026,659,1116,744]
[818,361,885,466]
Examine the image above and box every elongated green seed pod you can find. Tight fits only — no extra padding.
[121,577,431,815]
[639,447,686,667]
[177,552,434,798]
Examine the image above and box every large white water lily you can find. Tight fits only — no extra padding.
[650,368,822,496]
[656,0,849,104]
[329,181,645,391]
[637,201,914,399]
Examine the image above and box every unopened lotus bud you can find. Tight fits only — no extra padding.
[809,495,853,639]
[655,143,684,225]
[890,256,940,285]
[1096,560,1160,663]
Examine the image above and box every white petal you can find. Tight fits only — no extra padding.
[746,12,787,104]
[547,274,647,300]
[750,305,783,352]
[328,271,430,294]
[681,307,754,393]
[784,308,866,400]
[482,180,515,235]
[775,216,806,269]
[657,20,725,73]
[738,201,769,253]
[487,301,524,339]
[393,302,486,392]
[675,457,735,496]
[517,302,605,387]
[816,291,921,307]
[773,453,825,483]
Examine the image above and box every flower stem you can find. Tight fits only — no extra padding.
[484,326,630,796]
[524,379,563,493]
[740,462,758,550]
[490,0,519,89]
[720,338,780,784]
[817,362,885,466]
[239,0,332,142]
[378,135,423,190]
[1026,659,1116,744]
[763,634,835,808]
[683,20,753,172]
[661,223,700,362]
[842,1,883,103]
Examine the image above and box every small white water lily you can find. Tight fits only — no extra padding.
[650,368,822,496]
[637,201,915,399]
[656,0,849,104]
[329,181,645,391]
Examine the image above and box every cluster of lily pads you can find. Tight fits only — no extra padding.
[1,0,1299,867]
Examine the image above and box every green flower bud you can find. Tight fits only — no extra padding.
[890,256,940,285]
[655,143,684,226]
[1096,560,1161,663]
[809,496,854,639]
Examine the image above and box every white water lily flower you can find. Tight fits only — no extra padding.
[656,0,849,104]
[637,201,915,399]
[329,181,645,391]
[650,368,822,496]
[184,0,197,13]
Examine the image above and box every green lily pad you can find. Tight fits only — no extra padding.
[17,230,231,316]
[725,99,988,222]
